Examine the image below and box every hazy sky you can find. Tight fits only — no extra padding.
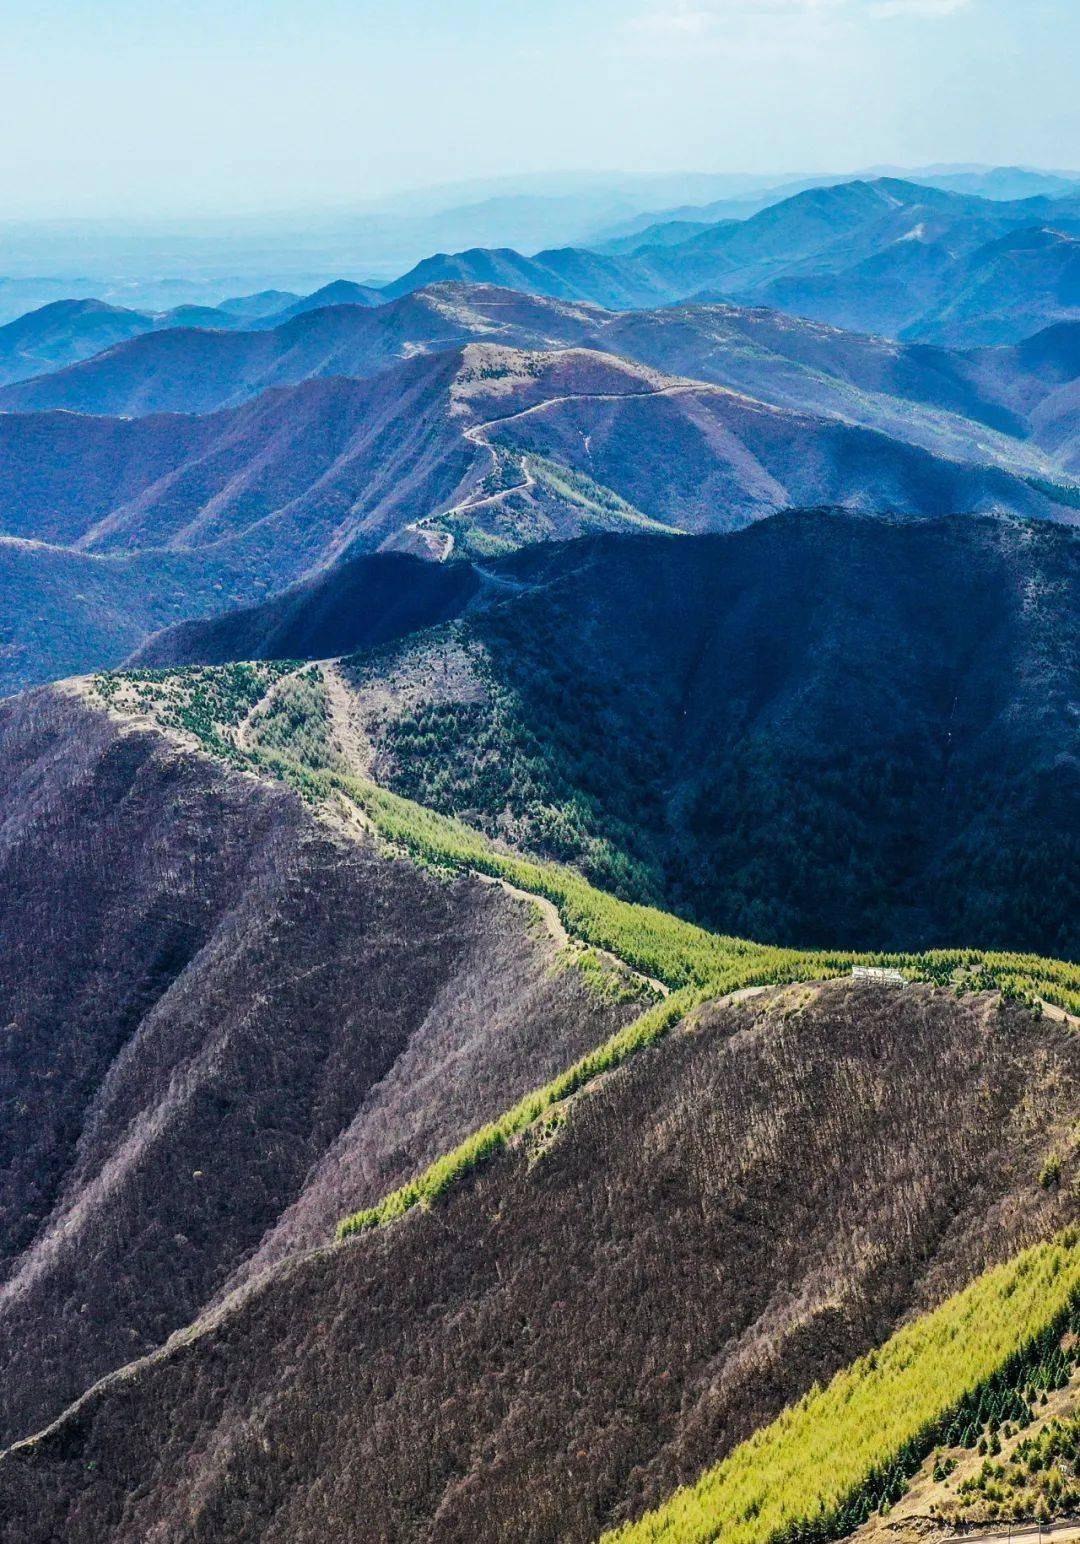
[0,0,1076,217]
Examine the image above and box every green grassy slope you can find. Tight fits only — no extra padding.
[602,1235,1080,1544]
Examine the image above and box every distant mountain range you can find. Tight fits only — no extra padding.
[0,286,606,415]
[2,175,1079,396]
[0,292,300,386]
[1,163,1074,324]
[1,280,1079,692]
[589,164,1080,249]
[0,284,385,389]
[0,173,1079,693]
[373,177,1080,345]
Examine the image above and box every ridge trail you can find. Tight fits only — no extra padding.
[233,664,306,753]
[405,379,726,557]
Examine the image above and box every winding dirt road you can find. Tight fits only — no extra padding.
[405,378,729,557]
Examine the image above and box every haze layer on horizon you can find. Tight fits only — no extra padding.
[1,0,1076,222]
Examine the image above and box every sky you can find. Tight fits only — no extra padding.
[0,0,1076,218]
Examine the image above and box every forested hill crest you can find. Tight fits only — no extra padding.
[135,510,1080,961]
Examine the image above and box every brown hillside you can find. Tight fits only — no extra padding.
[0,975,1076,1542]
[0,687,640,1446]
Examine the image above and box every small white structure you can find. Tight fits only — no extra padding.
[851,965,907,987]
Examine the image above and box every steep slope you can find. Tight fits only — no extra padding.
[910,226,1080,346]
[131,550,481,667]
[3,180,1078,383]
[445,354,1070,554]
[0,682,642,1446]
[962,321,1080,469]
[78,353,481,562]
[0,536,261,697]
[759,224,1080,347]
[599,303,1017,429]
[0,357,485,693]
[744,238,964,344]
[186,512,1074,958]
[0,350,483,579]
[0,548,1076,1540]
[0,321,281,416]
[0,973,1075,1543]
[379,182,967,311]
[607,1239,1080,1544]
[595,216,738,256]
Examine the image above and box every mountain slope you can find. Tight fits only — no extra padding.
[639,179,974,292]
[0,293,309,387]
[0,682,643,1446]
[638,180,1080,342]
[444,352,1071,553]
[136,512,1080,960]
[131,550,481,667]
[910,226,1080,346]
[591,167,1080,252]
[755,222,1080,347]
[0,299,159,386]
[0,357,484,693]
[216,289,300,318]
[0,535,262,695]
[4,178,1078,392]
[0,967,1074,1542]
[2,283,1076,480]
[261,278,384,323]
[379,244,671,310]
[0,542,1075,1537]
[0,350,482,567]
[0,340,1071,697]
